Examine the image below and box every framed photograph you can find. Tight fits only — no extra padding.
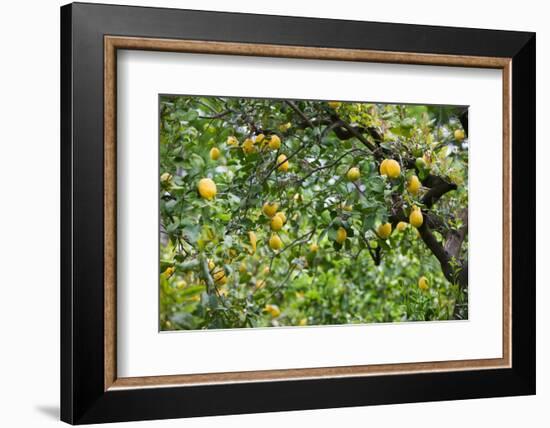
[61,2,535,424]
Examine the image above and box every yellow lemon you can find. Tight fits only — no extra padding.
[271,215,284,231]
[336,227,347,244]
[268,135,281,150]
[197,178,217,200]
[255,133,265,144]
[269,234,283,250]
[454,129,465,141]
[418,276,429,291]
[255,279,266,289]
[163,266,175,277]
[262,266,270,275]
[328,101,342,109]
[299,318,308,326]
[279,122,291,132]
[309,243,319,253]
[377,223,392,239]
[264,304,281,317]
[242,138,255,154]
[213,270,227,285]
[239,262,247,274]
[275,212,287,224]
[346,167,361,182]
[277,154,289,172]
[397,221,408,232]
[379,159,389,176]
[407,175,421,194]
[208,259,215,271]
[385,159,401,178]
[409,208,424,228]
[248,231,257,254]
[293,193,303,203]
[262,202,279,218]
[209,147,220,160]
[160,172,172,183]
[227,136,239,146]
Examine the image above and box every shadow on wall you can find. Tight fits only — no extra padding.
[35,405,59,420]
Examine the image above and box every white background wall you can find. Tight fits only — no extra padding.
[0,0,546,426]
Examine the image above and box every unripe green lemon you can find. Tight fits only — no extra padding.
[415,157,427,170]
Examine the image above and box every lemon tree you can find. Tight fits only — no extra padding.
[160,96,469,330]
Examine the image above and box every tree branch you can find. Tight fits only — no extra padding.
[421,180,458,208]
[337,120,380,155]
[444,208,468,258]
[285,100,315,129]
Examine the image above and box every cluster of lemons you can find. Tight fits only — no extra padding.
[196,153,430,291]
[343,158,424,241]
[185,122,465,302]
[197,133,290,201]
[261,202,287,251]
[341,157,429,290]
[198,132,291,256]
[226,134,290,172]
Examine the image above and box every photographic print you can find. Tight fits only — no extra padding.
[159,96,469,331]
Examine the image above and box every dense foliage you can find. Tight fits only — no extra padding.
[159,96,468,330]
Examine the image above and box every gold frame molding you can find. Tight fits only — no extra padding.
[104,36,512,391]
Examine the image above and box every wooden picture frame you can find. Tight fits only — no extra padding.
[61,2,535,424]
